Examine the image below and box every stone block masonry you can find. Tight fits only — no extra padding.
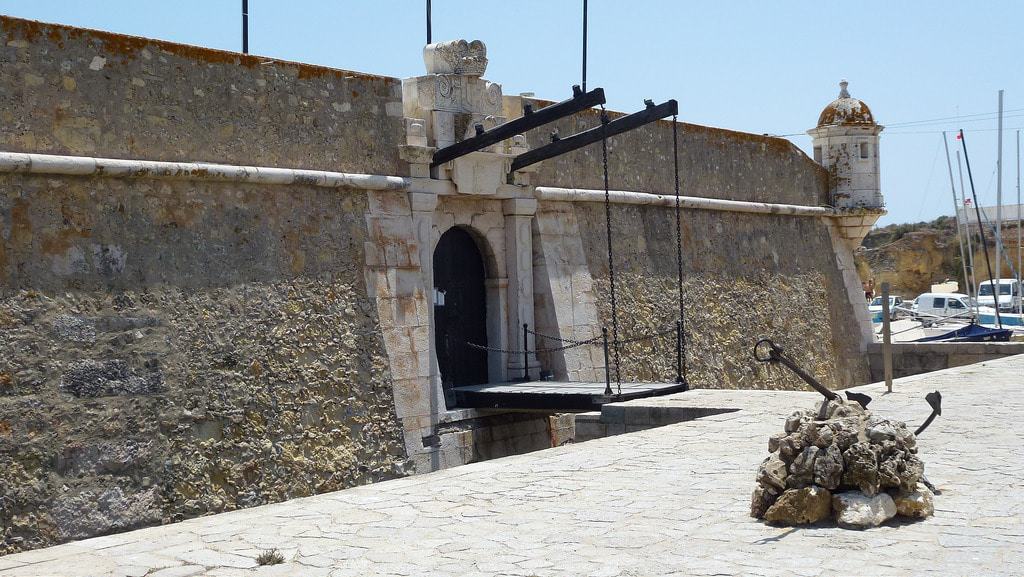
[867,342,1024,380]
[0,16,412,554]
[0,16,404,175]
[566,202,870,391]
[0,14,883,557]
[0,176,411,555]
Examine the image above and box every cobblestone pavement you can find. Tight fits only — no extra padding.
[2,356,1022,576]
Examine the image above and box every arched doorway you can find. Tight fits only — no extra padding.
[433,227,489,403]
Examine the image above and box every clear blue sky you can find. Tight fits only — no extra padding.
[2,0,1022,226]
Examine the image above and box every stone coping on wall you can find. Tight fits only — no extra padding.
[0,15,396,84]
[867,341,1024,381]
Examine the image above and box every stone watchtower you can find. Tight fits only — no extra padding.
[808,80,884,209]
[809,80,885,248]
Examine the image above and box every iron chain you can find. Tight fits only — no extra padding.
[600,106,622,385]
[672,114,689,387]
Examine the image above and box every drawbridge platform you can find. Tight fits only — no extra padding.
[453,380,688,411]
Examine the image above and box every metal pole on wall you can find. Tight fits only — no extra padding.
[944,132,971,297]
[881,282,893,393]
[957,150,978,315]
[582,0,588,93]
[242,0,249,54]
[1017,130,1022,315]
[996,90,1004,311]
[426,0,432,44]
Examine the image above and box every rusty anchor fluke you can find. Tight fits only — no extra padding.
[915,391,943,436]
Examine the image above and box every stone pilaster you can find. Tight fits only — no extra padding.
[503,197,539,378]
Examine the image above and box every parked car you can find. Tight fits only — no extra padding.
[913,292,974,322]
[868,295,904,321]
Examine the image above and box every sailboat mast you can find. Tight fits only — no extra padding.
[996,90,1003,308]
[962,129,1002,328]
[957,150,978,315]
[944,132,972,299]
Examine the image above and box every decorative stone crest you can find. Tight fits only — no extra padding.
[423,40,488,76]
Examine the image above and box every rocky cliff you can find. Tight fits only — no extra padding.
[855,217,1021,298]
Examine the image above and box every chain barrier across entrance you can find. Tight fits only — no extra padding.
[464,319,684,397]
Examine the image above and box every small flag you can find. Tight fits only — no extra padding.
[964,198,972,206]
[956,132,962,140]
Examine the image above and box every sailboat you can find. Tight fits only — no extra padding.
[919,93,1022,342]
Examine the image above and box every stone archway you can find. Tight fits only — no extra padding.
[433,227,489,405]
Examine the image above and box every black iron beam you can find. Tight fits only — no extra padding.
[510,99,678,173]
[430,86,606,167]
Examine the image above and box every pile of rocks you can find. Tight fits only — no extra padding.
[750,399,935,529]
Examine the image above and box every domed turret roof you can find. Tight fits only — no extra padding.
[817,80,875,127]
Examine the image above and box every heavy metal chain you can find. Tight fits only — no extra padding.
[672,115,689,387]
[600,106,621,385]
[526,327,596,346]
[464,334,603,355]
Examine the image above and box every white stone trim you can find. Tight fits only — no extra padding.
[533,187,834,217]
[0,151,409,191]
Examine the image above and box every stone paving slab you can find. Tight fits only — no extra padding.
[3,356,1023,576]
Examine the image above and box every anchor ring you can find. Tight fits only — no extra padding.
[753,338,781,363]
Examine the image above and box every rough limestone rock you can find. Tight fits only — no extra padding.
[831,416,863,450]
[841,441,880,496]
[751,398,933,528]
[750,485,777,519]
[832,492,897,529]
[813,443,844,490]
[777,434,805,464]
[756,454,788,492]
[894,486,935,519]
[787,446,819,488]
[764,486,832,525]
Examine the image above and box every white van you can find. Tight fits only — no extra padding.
[976,279,1021,312]
[914,292,974,321]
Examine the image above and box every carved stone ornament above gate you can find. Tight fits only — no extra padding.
[424,40,488,76]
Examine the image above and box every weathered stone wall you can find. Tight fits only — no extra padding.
[0,16,404,174]
[0,17,409,554]
[573,203,869,390]
[507,97,828,206]
[867,342,1024,381]
[0,176,409,554]
[530,198,871,391]
[568,203,870,390]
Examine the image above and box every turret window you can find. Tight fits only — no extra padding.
[860,142,870,159]
[814,146,822,164]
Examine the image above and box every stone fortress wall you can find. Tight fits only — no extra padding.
[0,15,872,554]
[522,103,870,390]
[0,16,410,554]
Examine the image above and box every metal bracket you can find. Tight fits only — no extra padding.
[510,99,678,173]
[430,86,606,167]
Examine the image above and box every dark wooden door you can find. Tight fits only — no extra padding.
[433,228,489,402]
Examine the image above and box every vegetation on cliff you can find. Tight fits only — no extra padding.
[856,216,1022,298]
